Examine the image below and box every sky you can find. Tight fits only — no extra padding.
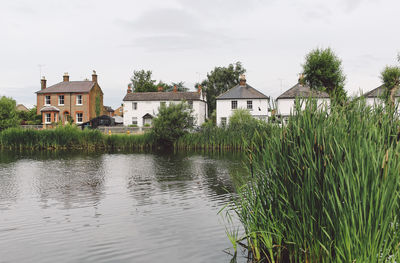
[0,0,399,108]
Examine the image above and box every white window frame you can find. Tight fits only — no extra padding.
[45,113,51,124]
[132,117,138,125]
[221,117,227,126]
[76,113,83,124]
[45,95,51,106]
[132,102,137,110]
[247,100,253,110]
[231,100,237,110]
[76,95,83,105]
[58,95,64,106]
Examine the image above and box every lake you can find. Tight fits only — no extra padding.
[0,151,247,263]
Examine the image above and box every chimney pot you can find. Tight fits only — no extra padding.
[158,86,163,92]
[173,85,177,93]
[63,72,69,82]
[239,74,246,86]
[92,70,98,83]
[197,85,202,93]
[127,84,132,94]
[41,77,47,90]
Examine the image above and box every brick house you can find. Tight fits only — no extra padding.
[36,71,104,126]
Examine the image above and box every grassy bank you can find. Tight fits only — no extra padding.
[225,102,400,262]
[0,125,153,150]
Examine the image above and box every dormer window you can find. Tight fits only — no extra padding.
[45,95,51,105]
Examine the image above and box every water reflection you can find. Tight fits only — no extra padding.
[0,150,246,263]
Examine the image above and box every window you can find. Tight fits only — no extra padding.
[231,100,237,110]
[160,102,166,107]
[45,95,51,105]
[132,102,137,110]
[188,100,193,109]
[59,95,64,105]
[76,113,83,123]
[221,117,227,126]
[45,113,51,124]
[132,117,138,125]
[76,95,83,105]
[247,100,253,110]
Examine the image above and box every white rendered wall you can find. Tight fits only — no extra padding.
[216,99,270,126]
[276,98,330,116]
[123,100,207,127]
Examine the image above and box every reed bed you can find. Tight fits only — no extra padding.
[0,125,153,151]
[226,101,400,262]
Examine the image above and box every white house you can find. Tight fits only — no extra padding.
[364,85,400,107]
[276,82,330,118]
[122,86,207,127]
[216,75,270,126]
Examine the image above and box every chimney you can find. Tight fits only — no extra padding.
[158,86,163,92]
[127,84,132,94]
[197,85,202,93]
[63,72,69,82]
[41,77,47,90]
[239,74,246,86]
[298,73,305,84]
[173,85,177,93]
[92,70,97,83]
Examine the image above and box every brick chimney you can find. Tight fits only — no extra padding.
[173,85,177,93]
[239,74,246,86]
[92,70,97,83]
[158,86,163,92]
[63,72,69,82]
[127,84,132,94]
[197,85,202,93]
[41,77,47,90]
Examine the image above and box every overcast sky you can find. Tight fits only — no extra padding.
[0,0,399,108]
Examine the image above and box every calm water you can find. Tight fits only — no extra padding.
[0,151,246,263]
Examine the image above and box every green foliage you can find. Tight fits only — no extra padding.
[380,65,400,105]
[151,102,194,146]
[0,96,19,130]
[200,62,246,116]
[95,96,101,117]
[0,125,153,150]
[130,70,157,92]
[302,47,347,103]
[228,109,258,129]
[226,100,400,262]
[17,106,41,125]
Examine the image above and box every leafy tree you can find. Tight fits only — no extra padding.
[228,109,258,130]
[17,106,41,125]
[200,62,246,116]
[151,102,194,146]
[130,70,157,92]
[302,47,347,103]
[380,66,400,106]
[0,96,19,130]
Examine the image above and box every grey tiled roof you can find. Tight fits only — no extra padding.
[104,106,114,112]
[277,83,330,99]
[36,81,95,94]
[40,106,60,112]
[364,85,400,98]
[123,91,203,101]
[216,84,269,100]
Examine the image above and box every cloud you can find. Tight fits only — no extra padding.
[119,8,245,51]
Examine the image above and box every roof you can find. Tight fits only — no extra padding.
[364,85,400,98]
[16,104,29,112]
[216,84,269,100]
[36,81,95,94]
[40,106,60,112]
[277,83,330,99]
[142,113,154,118]
[123,91,204,101]
[104,106,114,112]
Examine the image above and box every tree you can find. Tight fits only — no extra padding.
[17,106,41,125]
[151,102,194,146]
[228,109,258,130]
[130,70,157,92]
[302,47,347,103]
[200,62,246,116]
[380,66,400,106]
[0,96,19,130]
